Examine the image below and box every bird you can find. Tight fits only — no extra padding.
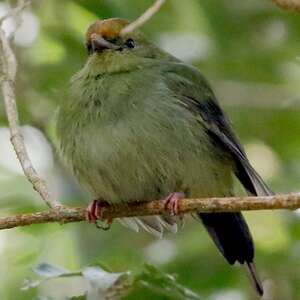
[56,18,272,297]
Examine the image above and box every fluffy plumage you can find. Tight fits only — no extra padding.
[56,18,272,296]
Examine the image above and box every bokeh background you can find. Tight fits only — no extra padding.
[0,0,300,299]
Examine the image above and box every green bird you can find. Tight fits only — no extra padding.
[57,18,272,296]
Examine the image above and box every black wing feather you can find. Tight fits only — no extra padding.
[182,94,273,197]
[163,63,269,296]
[163,64,272,196]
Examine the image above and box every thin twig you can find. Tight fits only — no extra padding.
[1,193,300,230]
[0,1,61,208]
[120,0,300,38]
[0,0,30,24]
[272,0,300,11]
[120,0,166,36]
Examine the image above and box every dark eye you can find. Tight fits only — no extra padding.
[125,38,135,49]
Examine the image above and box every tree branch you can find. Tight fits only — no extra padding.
[1,193,300,230]
[120,0,166,36]
[0,0,30,25]
[120,0,300,38]
[0,1,61,209]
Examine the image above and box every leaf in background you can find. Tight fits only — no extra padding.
[82,266,131,300]
[32,262,69,278]
[22,262,81,292]
[136,264,204,300]
[82,267,130,291]
[69,296,87,300]
[23,262,131,300]
[22,262,202,299]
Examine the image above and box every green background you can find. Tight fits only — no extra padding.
[0,0,300,299]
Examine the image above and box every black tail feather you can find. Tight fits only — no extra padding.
[199,212,263,296]
[245,262,264,297]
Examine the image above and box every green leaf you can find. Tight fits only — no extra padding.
[82,266,130,291]
[23,262,131,300]
[32,262,69,278]
[23,262,203,300]
[136,264,204,300]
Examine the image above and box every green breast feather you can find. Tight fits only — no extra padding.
[57,62,234,204]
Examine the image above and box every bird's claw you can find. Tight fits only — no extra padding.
[95,219,111,230]
[86,200,112,229]
[164,192,185,216]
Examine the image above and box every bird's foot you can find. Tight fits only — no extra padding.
[86,200,112,230]
[164,192,185,216]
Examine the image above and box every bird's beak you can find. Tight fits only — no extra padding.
[90,34,118,52]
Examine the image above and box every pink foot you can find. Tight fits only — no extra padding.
[86,200,112,229]
[164,192,185,216]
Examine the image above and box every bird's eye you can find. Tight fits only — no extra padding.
[124,38,135,49]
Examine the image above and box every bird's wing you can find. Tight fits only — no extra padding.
[162,62,272,196]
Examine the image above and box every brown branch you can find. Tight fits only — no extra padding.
[272,0,300,11]
[120,0,300,38]
[0,1,61,208]
[120,0,166,36]
[1,193,300,230]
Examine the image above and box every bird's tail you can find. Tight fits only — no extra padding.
[198,212,263,297]
[245,261,264,297]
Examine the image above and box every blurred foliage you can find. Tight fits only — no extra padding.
[23,262,202,300]
[0,0,300,299]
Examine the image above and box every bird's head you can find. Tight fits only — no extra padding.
[86,18,134,53]
[84,18,172,74]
